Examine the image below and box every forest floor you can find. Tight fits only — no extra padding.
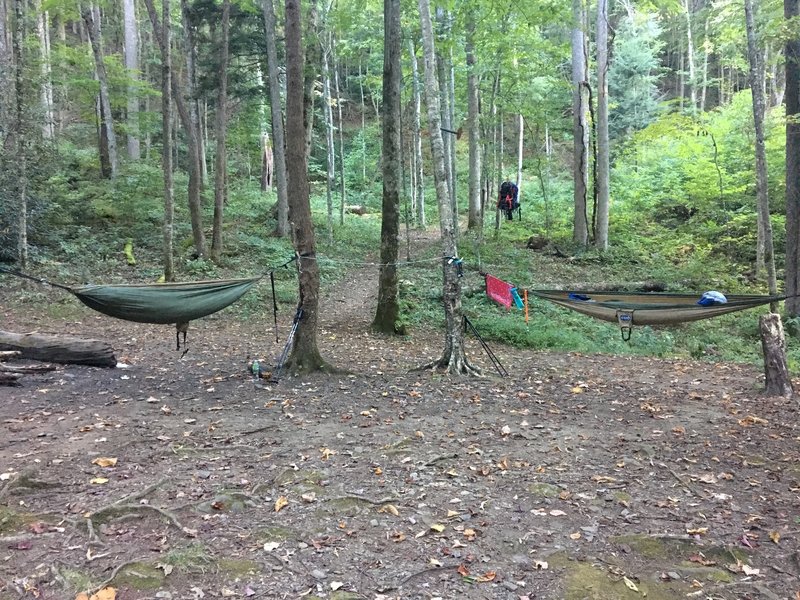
[1,230,800,600]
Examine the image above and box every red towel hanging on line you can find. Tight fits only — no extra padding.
[485,274,513,309]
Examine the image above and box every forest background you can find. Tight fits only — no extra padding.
[2,0,800,373]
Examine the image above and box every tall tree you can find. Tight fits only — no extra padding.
[262,0,289,237]
[1,0,12,145]
[572,0,589,245]
[418,0,477,375]
[83,4,118,178]
[159,0,174,280]
[12,0,27,268]
[786,0,800,316]
[211,0,231,263]
[373,0,402,334]
[595,0,610,250]
[36,1,53,140]
[123,0,140,160]
[322,29,335,242]
[284,0,329,373]
[683,0,697,113]
[408,38,425,229]
[466,11,481,231]
[145,0,207,258]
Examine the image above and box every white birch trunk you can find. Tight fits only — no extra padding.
[595,0,610,250]
[572,0,589,245]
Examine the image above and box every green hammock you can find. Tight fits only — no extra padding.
[530,290,783,339]
[71,277,261,325]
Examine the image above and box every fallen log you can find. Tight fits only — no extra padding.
[0,351,21,362]
[0,331,116,368]
[0,364,58,374]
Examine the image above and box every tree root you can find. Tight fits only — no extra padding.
[331,494,403,505]
[90,502,193,535]
[377,564,457,592]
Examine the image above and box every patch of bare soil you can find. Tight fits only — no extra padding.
[1,236,800,600]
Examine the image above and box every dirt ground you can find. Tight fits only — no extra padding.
[1,249,800,600]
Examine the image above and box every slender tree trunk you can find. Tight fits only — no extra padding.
[786,0,800,316]
[285,0,328,373]
[334,53,346,224]
[595,0,610,250]
[123,0,140,160]
[182,0,205,187]
[466,12,481,231]
[373,0,402,334]
[12,0,27,268]
[417,0,476,375]
[83,4,118,178]
[262,0,289,237]
[516,114,523,209]
[36,3,53,140]
[211,0,230,263]
[700,17,709,112]
[160,0,174,281]
[408,39,425,229]
[683,0,697,113]
[572,0,589,245]
[0,0,10,145]
[145,0,207,258]
[359,57,366,183]
[745,0,777,295]
[322,31,335,243]
[303,0,319,166]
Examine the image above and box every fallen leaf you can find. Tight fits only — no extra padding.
[301,492,316,503]
[90,588,116,600]
[474,571,496,583]
[687,527,708,535]
[738,415,768,426]
[592,475,617,483]
[90,477,109,485]
[76,595,90,600]
[741,564,760,576]
[391,531,406,542]
[549,510,566,516]
[263,542,280,551]
[500,425,511,436]
[274,496,288,512]
[463,528,476,540]
[569,532,581,540]
[623,576,639,592]
[320,447,336,460]
[571,386,584,394]
[457,564,470,576]
[374,466,383,476]
[769,531,781,544]
[430,523,445,533]
[689,553,716,566]
[378,504,400,516]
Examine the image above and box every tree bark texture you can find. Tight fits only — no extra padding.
[572,0,589,246]
[123,0,140,160]
[262,0,289,237]
[211,0,231,263]
[373,0,401,334]
[322,32,335,243]
[466,13,481,231]
[285,0,327,373]
[0,331,116,368]
[595,0,610,250]
[159,0,174,280]
[683,0,697,112]
[302,0,319,166]
[417,0,476,375]
[745,0,777,297]
[83,4,118,179]
[13,0,27,268]
[36,3,53,140]
[758,313,793,398]
[408,39,425,229]
[785,0,800,316]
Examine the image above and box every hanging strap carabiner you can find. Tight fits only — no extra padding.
[616,309,634,342]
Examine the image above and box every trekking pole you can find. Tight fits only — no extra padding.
[463,316,509,378]
[270,307,303,383]
[270,271,279,343]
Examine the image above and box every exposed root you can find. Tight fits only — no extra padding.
[88,558,146,596]
[331,494,402,505]
[377,564,458,593]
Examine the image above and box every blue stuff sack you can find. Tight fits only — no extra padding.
[697,291,727,306]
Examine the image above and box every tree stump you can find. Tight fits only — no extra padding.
[0,331,116,368]
[758,313,793,398]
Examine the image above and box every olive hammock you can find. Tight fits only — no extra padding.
[1,266,262,349]
[529,290,784,340]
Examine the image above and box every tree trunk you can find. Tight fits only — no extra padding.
[322,31,335,243]
[0,331,116,368]
[303,0,319,167]
[36,2,53,140]
[408,39,425,229]
[417,0,476,375]
[83,4,118,179]
[145,0,206,258]
[334,52,346,224]
[0,0,9,143]
[159,0,174,281]
[211,0,231,263]
[262,0,289,237]
[466,12,481,231]
[595,0,610,251]
[683,0,697,113]
[759,313,793,397]
[284,0,329,374]
[700,17,710,112]
[572,0,589,246]
[516,114,523,210]
[123,0,140,160]
[786,0,800,316]
[13,0,27,269]
[358,57,367,183]
[372,0,402,334]
[745,0,778,297]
